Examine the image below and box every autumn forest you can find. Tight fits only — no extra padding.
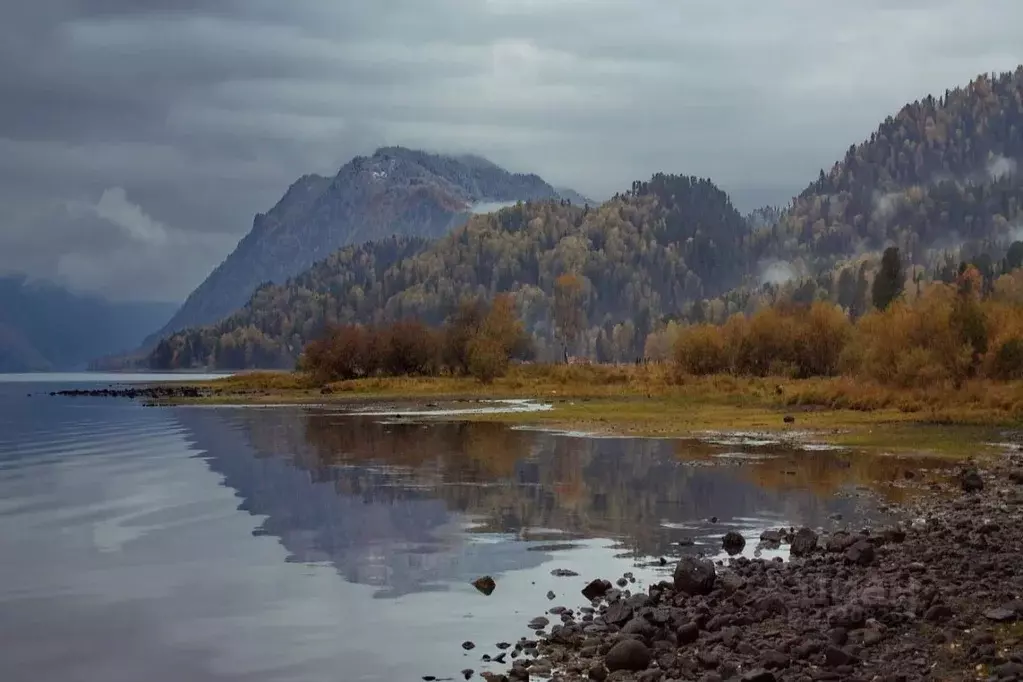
[148,67,1023,387]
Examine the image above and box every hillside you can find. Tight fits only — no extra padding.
[693,67,1023,321]
[150,147,579,342]
[149,175,752,368]
[149,67,1023,370]
[0,276,177,372]
[758,68,1023,271]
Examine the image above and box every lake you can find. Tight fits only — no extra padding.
[0,375,935,681]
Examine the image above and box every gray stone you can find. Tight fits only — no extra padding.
[789,527,819,557]
[673,557,716,595]
[605,639,651,672]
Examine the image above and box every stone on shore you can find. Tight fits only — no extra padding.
[673,557,716,595]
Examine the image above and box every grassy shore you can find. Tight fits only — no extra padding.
[158,364,1023,458]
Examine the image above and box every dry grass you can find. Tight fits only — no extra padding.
[159,364,1023,458]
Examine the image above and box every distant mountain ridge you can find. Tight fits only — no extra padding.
[0,276,177,372]
[149,147,584,343]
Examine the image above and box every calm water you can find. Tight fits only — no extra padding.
[0,376,939,682]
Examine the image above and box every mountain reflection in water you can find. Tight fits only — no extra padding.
[176,406,912,598]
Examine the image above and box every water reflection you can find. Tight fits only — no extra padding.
[0,383,960,682]
[175,407,917,598]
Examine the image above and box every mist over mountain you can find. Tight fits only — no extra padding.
[0,276,177,372]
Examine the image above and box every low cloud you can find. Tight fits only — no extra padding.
[988,154,1018,181]
[759,260,797,287]
[872,191,904,223]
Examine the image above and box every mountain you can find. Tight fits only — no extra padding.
[150,147,581,343]
[0,276,178,372]
[701,67,1023,319]
[148,174,752,368]
[149,67,1023,369]
[761,68,1023,271]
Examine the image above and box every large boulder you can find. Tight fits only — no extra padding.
[789,527,819,557]
[673,557,716,595]
[582,579,612,601]
[605,639,651,672]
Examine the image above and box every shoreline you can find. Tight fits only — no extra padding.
[49,366,1023,459]
[495,453,1023,682]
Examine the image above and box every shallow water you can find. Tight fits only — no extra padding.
[0,376,951,681]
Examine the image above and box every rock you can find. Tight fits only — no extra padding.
[825,532,855,553]
[551,569,580,577]
[621,617,656,639]
[881,527,906,544]
[527,616,550,630]
[462,669,474,680]
[789,527,819,556]
[462,641,476,650]
[546,590,556,600]
[722,531,746,554]
[616,577,628,587]
[604,601,634,626]
[472,576,496,595]
[588,664,608,681]
[496,642,512,650]
[673,557,716,595]
[604,639,651,672]
[959,468,984,493]
[844,539,876,566]
[754,592,788,617]
[740,670,777,682]
[824,646,857,667]
[829,605,865,630]
[984,607,1018,622]
[582,579,612,601]
[697,648,720,669]
[1008,470,1023,485]
[677,622,700,644]
[759,650,789,670]
[783,415,795,424]
[827,627,849,646]
[924,604,953,623]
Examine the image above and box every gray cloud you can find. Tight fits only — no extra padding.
[2,0,1022,301]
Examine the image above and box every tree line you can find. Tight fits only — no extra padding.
[673,258,1023,386]
[146,68,1023,370]
[298,294,533,384]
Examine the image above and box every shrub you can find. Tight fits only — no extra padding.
[674,324,727,375]
[467,336,510,383]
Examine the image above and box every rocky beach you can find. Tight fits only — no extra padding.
[479,453,1023,682]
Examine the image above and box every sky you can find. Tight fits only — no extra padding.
[2,0,1023,302]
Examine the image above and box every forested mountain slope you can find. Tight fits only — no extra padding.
[150,176,752,368]
[150,147,579,342]
[759,68,1023,271]
[150,67,1023,369]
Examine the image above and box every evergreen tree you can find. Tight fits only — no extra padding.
[872,247,904,311]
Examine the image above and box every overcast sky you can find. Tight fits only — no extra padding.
[3,0,1023,302]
